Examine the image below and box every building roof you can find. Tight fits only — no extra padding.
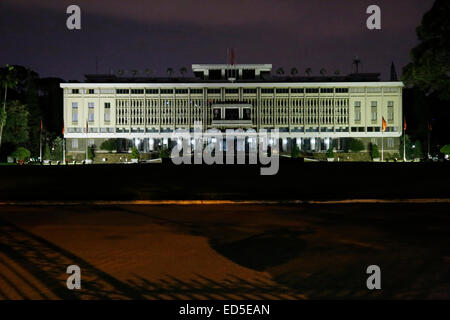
[83,73,382,83]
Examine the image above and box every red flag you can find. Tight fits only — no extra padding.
[403,117,407,131]
[40,120,43,132]
[382,117,387,132]
[428,121,432,131]
[62,122,65,135]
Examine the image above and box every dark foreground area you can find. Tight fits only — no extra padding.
[0,203,449,299]
[0,160,449,201]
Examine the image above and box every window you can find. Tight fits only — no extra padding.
[291,88,304,93]
[388,101,394,121]
[354,102,361,121]
[104,110,110,122]
[213,109,221,120]
[190,89,203,94]
[276,88,289,94]
[88,102,95,109]
[387,138,394,148]
[371,101,377,107]
[116,89,129,94]
[145,89,159,94]
[306,88,319,93]
[88,112,94,122]
[88,89,95,94]
[225,88,239,94]
[207,88,221,94]
[104,102,111,109]
[131,89,144,94]
[320,88,333,93]
[89,139,95,146]
[261,88,274,94]
[72,139,78,149]
[72,102,78,122]
[175,89,188,94]
[71,89,79,94]
[161,89,173,94]
[335,88,349,93]
[371,106,377,121]
[243,88,257,94]
[243,108,251,120]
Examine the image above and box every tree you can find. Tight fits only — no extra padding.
[320,68,327,77]
[370,143,380,159]
[88,146,95,160]
[413,140,423,159]
[43,143,51,160]
[399,134,415,160]
[131,146,140,159]
[130,69,138,77]
[440,144,450,155]
[334,70,341,76]
[402,0,450,100]
[180,67,187,77]
[52,137,63,161]
[291,144,301,158]
[305,68,312,76]
[117,69,124,76]
[11,147,31,162]
[326,147,334,159]
[347,138,364,152]
[0,65,19,150]
[290,67,298,77]
[144,68,152,77]
[2,100,29,146]
[167,68,174,77]
[276,68,285,76]
[159,146,170,159]
[100,139,118,152]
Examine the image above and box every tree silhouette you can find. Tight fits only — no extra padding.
[167,68,174,77]
[276,68,285,76]
[320,68,327,77]
[403,0,450,100]
[0,65,19,149]
[179,67,187,77]
[305,68,312,76]
[290,67,298,77]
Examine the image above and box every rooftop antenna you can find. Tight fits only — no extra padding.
[390,61,398,81]
[352,56,361,74]
[228,48,236,83]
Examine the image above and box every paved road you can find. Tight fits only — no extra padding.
[0,203,449,299]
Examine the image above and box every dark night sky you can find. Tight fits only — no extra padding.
[0,0,434,81]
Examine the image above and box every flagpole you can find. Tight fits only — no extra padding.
[403,117,406,162]
[39,120,42,162]
[403,130,406,162]
[85,120,88,161]
[61,122,65,164]
[381,132,384,162]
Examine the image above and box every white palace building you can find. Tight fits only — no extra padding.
[61,63,403,159]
